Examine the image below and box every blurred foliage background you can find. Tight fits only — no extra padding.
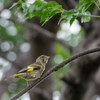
[0,0,92,100]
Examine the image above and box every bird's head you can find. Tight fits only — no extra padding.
[36,55,50,65]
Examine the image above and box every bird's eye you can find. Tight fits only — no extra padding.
[42,59,46,63]
[41,56,44,58]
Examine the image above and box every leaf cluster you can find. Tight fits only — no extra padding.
[10,0,100,25]
[10,0,63,25]
[94,0,100,10]
[59,0,94,25]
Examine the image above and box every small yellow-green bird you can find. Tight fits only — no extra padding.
[10,55,50,80]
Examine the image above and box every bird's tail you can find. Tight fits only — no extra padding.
[10,73,23,79]
[10,74,18,79]
[4,73,23,81]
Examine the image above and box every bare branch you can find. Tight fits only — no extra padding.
[10,46,100,100]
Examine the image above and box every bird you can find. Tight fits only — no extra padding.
[10,55,50,80]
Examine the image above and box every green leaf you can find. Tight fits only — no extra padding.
[28,3,45,16]
[40,8,52,22]
[76,0,94,11]
[79,0,94,5]
[58,10,74,24]
[41,6,62,24]
[46,1,59,7]
[70,16,77,26]
[29,5,36,13]
[10,0,63,24]
[42,15,53,26]
[17,0,23,4]
[9,0,23,9]
[34,0,46,6]
[81,12,91,23]
[22,3,28,15]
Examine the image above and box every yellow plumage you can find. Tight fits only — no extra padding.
[10,73,24,78]
[27,67,34,72]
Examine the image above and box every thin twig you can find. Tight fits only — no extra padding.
[10,46,100,100]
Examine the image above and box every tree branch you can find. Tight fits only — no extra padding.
[10,46,100,100]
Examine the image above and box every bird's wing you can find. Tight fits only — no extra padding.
[18,67,29,73]
[29,63,41,71]
[18,63,41,73]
